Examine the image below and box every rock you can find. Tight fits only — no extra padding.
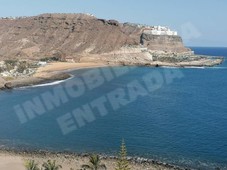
[4,82,13,89]
[0,82,5,89]
[98,19,108,24]
[107,20,119,26]
[140,33,190,53]
[0,77,6,90]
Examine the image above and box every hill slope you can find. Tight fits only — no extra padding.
[0,13,188,61]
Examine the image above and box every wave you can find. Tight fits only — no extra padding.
[161,66,227,70]
[160,66,180,69]
[161,66,206,69]
[182,66,206,69]
[18,75,74,89]
[182,66,227,70]
[207,67,227,69]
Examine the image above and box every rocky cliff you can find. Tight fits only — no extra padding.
[121,23,189,53]
[0,13,188,61]
[140,34,190,53]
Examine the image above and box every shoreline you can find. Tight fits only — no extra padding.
[0,56,224,90]
[0,62,109,90]
[0,148,184,170]
[0,59,225,169]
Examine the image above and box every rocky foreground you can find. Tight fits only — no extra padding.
[0,149,184,170]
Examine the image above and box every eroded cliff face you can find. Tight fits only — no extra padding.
[121,23,189,53]
[0,14,137,60]
[0,13,189,61]
[140,33,190,53]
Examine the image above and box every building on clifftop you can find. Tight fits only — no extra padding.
[143,26,178,36]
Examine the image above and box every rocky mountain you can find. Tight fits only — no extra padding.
[0,13,189,61]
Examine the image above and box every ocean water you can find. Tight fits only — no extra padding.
[0,47,227,169]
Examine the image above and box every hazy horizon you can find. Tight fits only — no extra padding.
[0,0,226,47]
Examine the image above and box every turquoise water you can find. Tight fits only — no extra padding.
[0,47,227,169]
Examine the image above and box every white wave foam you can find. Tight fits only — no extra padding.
[30,80,66,87]
[18,75,74,89]
[160,66,180,69]
[183,66,206,69]
[207,67,227,69]
[182,66,227,69]
[161,66,206,69]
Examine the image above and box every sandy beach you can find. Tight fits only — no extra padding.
[0,58,224,90]
[0,62,109,89]
[33,62,108,78]
[0,150,182,170]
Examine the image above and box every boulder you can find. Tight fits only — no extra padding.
[4,82,13,89]
[107,20,119,26]
[0,77,6,90]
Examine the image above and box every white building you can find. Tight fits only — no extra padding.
[37,61,47,66]
[143,26,177,36]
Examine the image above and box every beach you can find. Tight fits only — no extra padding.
[0,150,182,170]
[33,62,108,77]
[0,57,224,90]
[0,62,108,89]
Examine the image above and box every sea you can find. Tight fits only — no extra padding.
[0,47,227,169]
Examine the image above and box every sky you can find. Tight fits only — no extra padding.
[0,0,226,47]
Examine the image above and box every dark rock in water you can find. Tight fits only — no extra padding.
[4,82,13,89]
[0,83,5,90]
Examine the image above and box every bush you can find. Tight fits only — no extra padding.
[40,56,61,62]
[4,59,18,66]
[24,160,40,170]
[4,59,18,71]
[115,140,130,170]
[0,67,4,73]
[16,61,28,73]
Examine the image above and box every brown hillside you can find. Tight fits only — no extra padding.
[0,13,188,61]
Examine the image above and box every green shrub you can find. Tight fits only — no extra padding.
[115,140,130,170]
[81,154,106,170]
[0,67,4,73]
[42,160,62,170]
[4,59,18,66]
[40,56,61,62]
[24,160,40,170]
[4,59,18,71]
[17,61,28,73]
